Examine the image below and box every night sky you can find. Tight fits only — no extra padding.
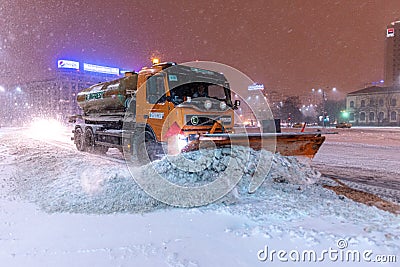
[1,0,400,96]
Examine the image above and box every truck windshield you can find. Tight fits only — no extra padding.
[169,82,231,106]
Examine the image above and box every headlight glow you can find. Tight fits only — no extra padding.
[28,118,67,141]
[177,134,188,151]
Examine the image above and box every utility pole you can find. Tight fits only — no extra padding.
[322,89,327,127]
[318,88,327,127]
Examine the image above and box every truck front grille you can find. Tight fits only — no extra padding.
[185,115,232,126]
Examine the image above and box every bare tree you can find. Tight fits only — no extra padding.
[280,96,304,123]
[384,88,395,125]
[325,99,345,123]
[367,96,379,125]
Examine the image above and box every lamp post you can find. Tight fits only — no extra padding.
[317,88,327,127]
[311,88,316,105]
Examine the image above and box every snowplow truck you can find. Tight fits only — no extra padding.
[71,61,325,163]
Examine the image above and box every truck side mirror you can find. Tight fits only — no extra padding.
[234,100,241,109]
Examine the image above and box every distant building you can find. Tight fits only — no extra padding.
[0,60,128,126]
[234,83,269,126]
[346,86,400,126]
[19,60,126,122]
[345,19,400,126]
[0,86,29,126]
[264,90,287,119]
[384,20,400,87]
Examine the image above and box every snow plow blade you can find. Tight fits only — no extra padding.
[182,132,326,159]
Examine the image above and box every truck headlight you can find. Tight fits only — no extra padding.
[177,134,188,151]
[219,101,227,110]
[204,100,212,110]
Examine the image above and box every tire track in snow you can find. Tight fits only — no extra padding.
[321,173,400,204]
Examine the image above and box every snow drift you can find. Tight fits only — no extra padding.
[7,135,320,213]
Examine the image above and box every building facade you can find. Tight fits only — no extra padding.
[384,20,400,87]
[264,89,288,121]
[0,60,127,126]
[23,69,121,118]
[346,86,400,126]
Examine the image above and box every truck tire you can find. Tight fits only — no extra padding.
[74,127,86,151]
[84,127,108,154]
[84,127,96,153]
[134,130,160,164]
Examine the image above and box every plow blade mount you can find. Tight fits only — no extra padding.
[182,132,326,159]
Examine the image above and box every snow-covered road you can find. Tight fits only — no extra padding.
[0,126,399,266]
[312,127,400,203]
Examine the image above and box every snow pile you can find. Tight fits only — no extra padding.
[4,128,321,213]
[269,155,321,184]
[138,146,321,206]
[20,164,165,213]
[8,142,322,213]
[144,146,319,187]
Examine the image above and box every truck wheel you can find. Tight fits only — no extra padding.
[74,127,86,151]
[82,128,108,154]
[84,127,96,153]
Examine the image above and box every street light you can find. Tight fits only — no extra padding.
[318,89,327,127]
